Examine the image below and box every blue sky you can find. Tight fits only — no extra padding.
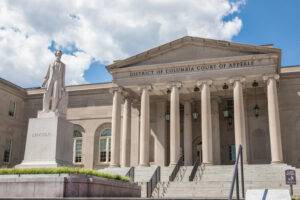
[233,0,300,67]
[83,0,300,84]
[1,0,299,87]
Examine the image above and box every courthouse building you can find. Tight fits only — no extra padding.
[0,36,300,169]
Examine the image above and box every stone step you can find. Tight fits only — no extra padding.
[134,166,158,182]
[168,181,287,187]
[162,164,298,198]
[0,198,238,200]
[180,166,194,182]
[160,166,175,182]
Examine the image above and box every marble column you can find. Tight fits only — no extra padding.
[198,80,213,164]
[121,96,131,167]
[230,78,247,162]
[184,101,193,165]
[263,74,283,163]
[110,87,122,167]
[169,82,182,166]
[139,85,152,166]
[155,101,166,166]
[82,125,96,169]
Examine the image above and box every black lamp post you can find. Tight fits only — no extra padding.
[165,112,170,121]
[192,108,199,120]
[222,83,233,127]
[222,83,230,118]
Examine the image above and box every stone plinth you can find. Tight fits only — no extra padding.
[16,114,73,168]
[0,174,141,198]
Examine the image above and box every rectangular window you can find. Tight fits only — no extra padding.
[74,138,82,163]
[8,101,16,117]
[3,139,12,163]
[99,138,107,162]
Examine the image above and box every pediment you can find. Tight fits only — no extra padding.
[132,44,252,66]
[108,36,280,70]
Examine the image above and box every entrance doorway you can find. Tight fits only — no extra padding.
[219,98,236,165]
[192,137,202,164]
[196,143,202,163]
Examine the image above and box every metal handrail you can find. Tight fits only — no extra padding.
[147,166,161,197]
[126,167,134,182]
[189,157,200,181]
[169,156,184,181]
[228,145,245,200]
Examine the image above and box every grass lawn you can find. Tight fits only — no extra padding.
[0,167,129,181]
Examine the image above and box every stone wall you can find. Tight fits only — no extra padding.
[0,174,140,198]
[0,79,27,167]
[278,75,300,167]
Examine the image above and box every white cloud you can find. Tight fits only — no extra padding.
[0,0,245,87]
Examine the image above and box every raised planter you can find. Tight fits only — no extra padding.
[0,174,141,198]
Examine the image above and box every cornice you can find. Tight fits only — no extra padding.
[110,53,278,73]
[26,82,116,96]
[0,81,26,99]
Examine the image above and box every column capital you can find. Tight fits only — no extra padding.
[229,77,246,85]
[138,85,152,92]
[109,86,123,94]
[262,74,280,82]
[122,90,133,100]
[168,81,182,89]
[197,79,213,87]
[122,93,135,104]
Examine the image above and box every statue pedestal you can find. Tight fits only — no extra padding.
[16,113,73,168]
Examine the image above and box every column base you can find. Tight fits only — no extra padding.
[109,164,120,168]
[271,161,284,164]
[139,163,150,167]
[202,162,213,166]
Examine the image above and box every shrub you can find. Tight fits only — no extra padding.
[0,167,129,181]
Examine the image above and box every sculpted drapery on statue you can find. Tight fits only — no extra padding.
[17,50,73,168]
[41,50,68,115]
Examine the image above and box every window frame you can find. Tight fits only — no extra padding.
[72,127,84,164]
[8,100,17,118]
[73,137,83,164]
[98,128,111,164]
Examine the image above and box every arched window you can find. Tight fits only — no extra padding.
[73,125,84,164]
[99,128,111,163]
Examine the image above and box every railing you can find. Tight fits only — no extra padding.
[228,145,245,200]
[169,156,184,181]
[126,167,134,182]
[189,157,200,181]
[147,166,161,197]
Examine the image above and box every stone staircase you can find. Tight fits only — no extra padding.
[100,166,159,197]
[180,166,195,182]
[160,166,174,182]
[134,165,158,182]
[100,164,300,199]
[162,164,300,199]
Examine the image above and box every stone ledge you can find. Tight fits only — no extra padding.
[0,174,140,198]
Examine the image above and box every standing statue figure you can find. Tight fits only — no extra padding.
[41,50,68,115]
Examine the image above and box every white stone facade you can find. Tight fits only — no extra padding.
[0,36,300,169]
